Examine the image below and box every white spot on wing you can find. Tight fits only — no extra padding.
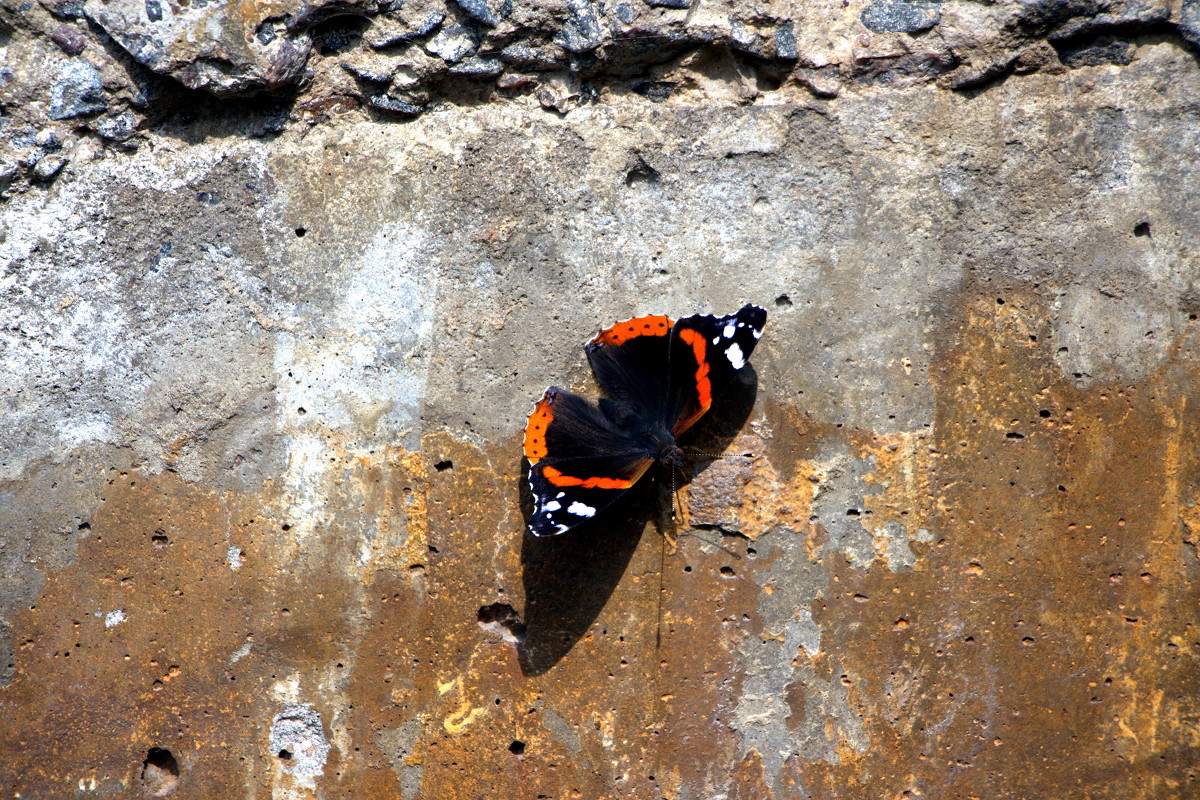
[726,342,745,369]
[567,501,596,517]
[752,328,762,339]
[544,500,561,512]
[723,323,735,338]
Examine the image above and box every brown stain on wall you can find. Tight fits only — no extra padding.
[3,289,1199,799]
[800,289,1200,799]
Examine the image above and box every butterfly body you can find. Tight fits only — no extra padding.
[523,304,767,536]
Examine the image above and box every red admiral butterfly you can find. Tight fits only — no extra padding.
[523,304,768,536]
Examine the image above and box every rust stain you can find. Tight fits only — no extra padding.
[4,287,1199,799]
[799,289,1200,799]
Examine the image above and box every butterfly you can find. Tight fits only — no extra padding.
[522,304,767,536]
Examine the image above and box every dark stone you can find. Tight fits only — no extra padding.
[48,61,107,121]
[50,24,86,55]
[369,93,424,115]
[1015,0,1104,34]
[648,0,690,8]
[316,18,366,54]
[1056,35,1135,67]
[448,56,504,76]
[411,12,446,38]
[45,0,84,19]
[342,61,395,83]
[93,112,140,142]
[454,0,512,27]
[1180,0,1200,48]
[631,80,674,101]
[144,0,161,22]
[256,20,279,46]
[32,156,67,183]
[554,0,604,53]
[499,43,565,70]
[35,130,63,153]
[614,4,635,24]
[775,21,798,60]
[860,0,942,34]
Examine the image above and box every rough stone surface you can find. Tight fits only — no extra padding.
[2,1,1200,798]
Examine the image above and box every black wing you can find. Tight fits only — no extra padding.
[523,387,654,536]
[583,314,674,424]
[666,304,767,436]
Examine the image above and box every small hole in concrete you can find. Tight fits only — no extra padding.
[1039,409,1051,418]
[1006,431,1025,439]
[151,533,169,546]
[278,749,293,760]
[435,460,453,472]
[1133,221,1150,237]
[508,740,525,755]
[295,227,307,237]
[477,602,527,643]
[141,747,179,797]
[775,294,793,308]
[719,566,735,577]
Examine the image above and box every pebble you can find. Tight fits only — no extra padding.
[49,61,107,120]
[425,24,480,63]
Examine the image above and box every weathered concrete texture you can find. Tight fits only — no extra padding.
[3,14,1200,800]
[3,0,1200,194]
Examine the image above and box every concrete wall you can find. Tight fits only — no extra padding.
[2,0,1199,797]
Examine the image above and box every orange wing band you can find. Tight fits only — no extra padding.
[542,460,652,490]
[523,389,556,464]
[589,314,673,347]
[673,328,713,434]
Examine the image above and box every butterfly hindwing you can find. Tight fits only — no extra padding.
[667,303,767,436]
[523,387,654,536]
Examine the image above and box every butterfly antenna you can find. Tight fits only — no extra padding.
[685,451,756,460]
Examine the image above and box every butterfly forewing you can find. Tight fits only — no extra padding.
[667,303,767,436]
[584,314,674,422]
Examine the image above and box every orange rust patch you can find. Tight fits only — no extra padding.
[799,289,1200,800]
[523,389,555,464]
[588,314,672,347]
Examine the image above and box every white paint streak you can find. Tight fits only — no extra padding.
[274,223,439,546]
[104,609,125,628]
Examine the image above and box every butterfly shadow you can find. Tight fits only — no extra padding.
[516,365,759,676]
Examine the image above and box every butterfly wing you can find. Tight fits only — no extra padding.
[666,303,767,437]
[523,387,654,536]
[583,314,674,424]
